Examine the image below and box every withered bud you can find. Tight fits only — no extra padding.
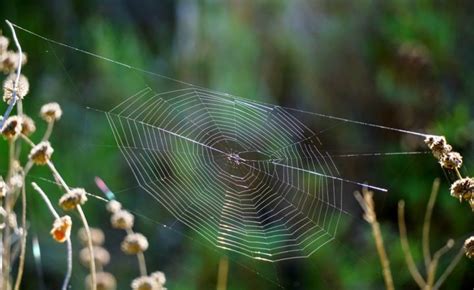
[28,141,53,165]
[450,177,474,202]
[40,102,62,122]
[121,233,149,255]
[0,180,7,197]
[0,35,9,53]
[439,151,463,169]
[464,236,474,259]
[86,272,117,290]
[78,227,105,246]
[111,209,134,230]
[106,200,122,213]
[50,215,72,243]
[150,271,166,286]
[20,115,36,136]
[131,276,160,290]
[59,188,88,211]
[424,135,452,159]
[80,246,110,267]
[1,51,27,74]
[3,74,29,104]
[1,115,22,140]
[9,174,23,189]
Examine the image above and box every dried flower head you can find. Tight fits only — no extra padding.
[464,236,474,259]
[80,246,111,267]
[3,74,29,104]
[150,271,166,286]
[9,174,23,189]
[7,212,18,230]
[1,115,22,140]
[40,102,62,122]
[1,51,27,73]
[86,272,117,290]
[28,141,53,165]
[424,135,452,159]
[59,188,88,211]
[78,227,105,246]
[50,215,72,243]
[0,180,8,197]
[121,233,149,255]
[0,35,9,53]
[439,151,463,169]
[20,115,36,136]
[131,276,160,290]
[450,177,474,202]
[111,209,134,230]
[106,200,122,213]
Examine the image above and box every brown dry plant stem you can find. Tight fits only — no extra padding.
[32,182,72,290]
[354,189,395,290]
[422,179,440,272]
[12,184,26,290]
[398,196,462,290]
[216,256,229,290]
[46,161,97,290]
[2,18,25,289]
[398,201,426,288]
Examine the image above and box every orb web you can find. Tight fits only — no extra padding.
[106,86,348,262]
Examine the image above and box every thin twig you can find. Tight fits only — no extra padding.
[422,178,440,272]
[0,20,23,128]
[76,205,96,290]
[398,200,426,289]
[355,190,395,290]
[32,182,72,290]
[137,252,148,277]
[31,182,59,219]
[426,240,454,289]
[62,238,72,290]
[433,246,465,290]
[13,183,27,290]
[42,121,55,142]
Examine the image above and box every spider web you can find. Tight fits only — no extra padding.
[8,21,431,265]
[105,86,391,262]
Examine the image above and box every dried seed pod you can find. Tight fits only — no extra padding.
[121,233,149,255]
[0,35,9,53]
[111,209,134,230]
[80,246,111,268]
[40,102,62,122]
[50,215,72,243]
[450,177,474,202]
[131,276,160,290]
[3,74,29,104]
[78,227,105,246]
[28,141,53,165]
[8,174,23,190]
[20,115,36,136]
[150,271,166,286]
[106,200,122,213]
[464,236,474,259]
[424,135,452,159]
[59,188,88,211]
[86,272,116,290]
[1,115,22,140]
[1,51,27,74]
[439,151,463,169]
[0,180,7,197]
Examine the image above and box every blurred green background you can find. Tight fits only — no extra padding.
[1,0,473,289]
